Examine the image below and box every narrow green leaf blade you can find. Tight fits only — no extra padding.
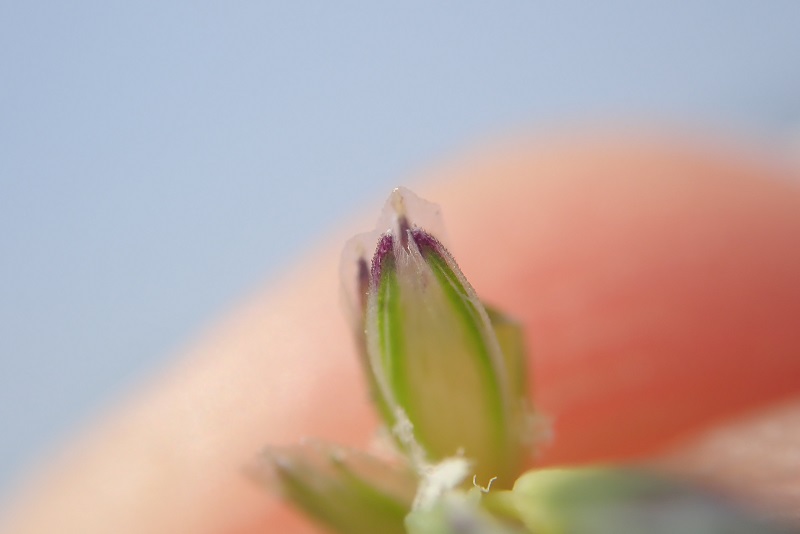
[251,441,416,534]
[484,304,528,405]
[506,467,799,534]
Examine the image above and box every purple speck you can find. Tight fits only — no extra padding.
[410,227,448,257]
[370,228,451,286]
[370,233,394,285]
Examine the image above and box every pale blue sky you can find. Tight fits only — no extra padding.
[2,1,800,496]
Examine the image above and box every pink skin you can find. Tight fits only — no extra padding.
[2,132,800,533]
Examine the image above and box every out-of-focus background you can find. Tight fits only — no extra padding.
[2,2,800,498]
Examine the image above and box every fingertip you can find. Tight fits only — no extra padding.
[6,132,800,534]
[421,133,800,463]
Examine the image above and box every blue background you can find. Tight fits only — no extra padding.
[2,1,800,496]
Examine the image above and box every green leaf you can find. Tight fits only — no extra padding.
[483,304,527,405]
[252,440,416,534]
[491,467,798,534]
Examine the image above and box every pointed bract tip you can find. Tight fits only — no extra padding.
[389,187,407,217]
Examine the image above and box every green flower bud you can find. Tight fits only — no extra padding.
[346,188,529,487]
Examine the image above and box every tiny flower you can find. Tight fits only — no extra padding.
[346,188,530,487]
[256,187,799,534]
